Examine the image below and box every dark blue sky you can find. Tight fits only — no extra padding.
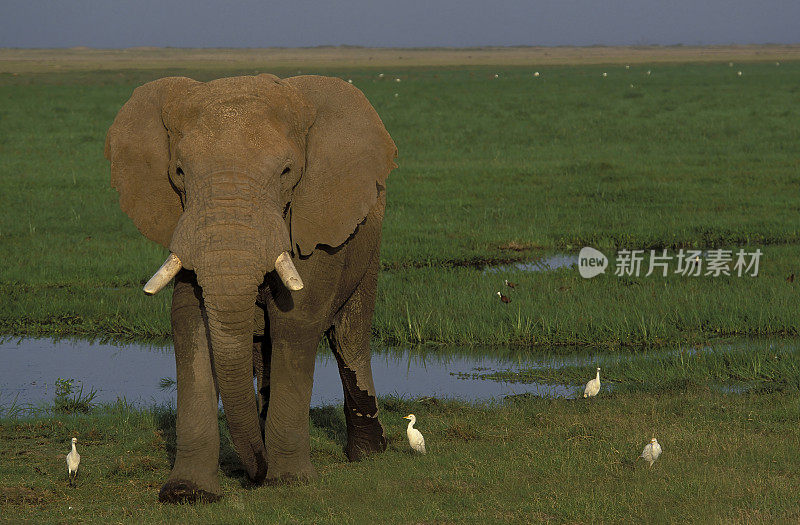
[1,1,797,48]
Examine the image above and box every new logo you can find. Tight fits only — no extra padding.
[578,247,608,278]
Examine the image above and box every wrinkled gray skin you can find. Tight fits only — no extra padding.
[105,74,397,503]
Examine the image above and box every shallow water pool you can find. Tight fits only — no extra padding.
[0,338,577,409]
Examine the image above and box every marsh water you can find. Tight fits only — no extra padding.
[0,338,582,409]
[0,337,791,410]
[483,253,577,274]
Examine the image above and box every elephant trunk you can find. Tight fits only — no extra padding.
[201,273,267,482]
[192,213,271,482]
[189,212,293,483]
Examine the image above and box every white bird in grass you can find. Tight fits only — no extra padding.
[639,437,662,467]
[583,367,601,398]
[66,437,80,486]
[403,414,426,454]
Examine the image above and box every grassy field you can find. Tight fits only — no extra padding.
[2,47,800,523]
[2,50,800,346]
[2,391,799,523]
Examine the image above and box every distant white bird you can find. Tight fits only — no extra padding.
[347,79,353,84]
[639,437,662,467]
[737,71,742,77]
[602,72,608,77]
[403,414,426,454]
[534,71,540,77]
[66,437,80,486]
[646,70,651,76]
[494,74,499,79]
[395,78,401,83]
[379,73,385,78]
[625,65,630,69]
[583,367,601,398]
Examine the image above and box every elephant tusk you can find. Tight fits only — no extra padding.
[275,251,304,291]
[143,253,183,295]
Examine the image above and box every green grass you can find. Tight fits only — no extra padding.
[1,392,798,523]
[471,339,800,394]
[2,61,800,345]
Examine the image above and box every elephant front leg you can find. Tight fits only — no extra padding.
[328,262,387,461]
[264,323,322,483]
[159,270,222,503]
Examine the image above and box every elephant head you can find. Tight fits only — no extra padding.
[105,74,396,482]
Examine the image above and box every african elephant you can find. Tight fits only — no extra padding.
[105,74,397,502]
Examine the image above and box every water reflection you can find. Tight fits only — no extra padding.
[484,254,577,274]
[2,337,788,411]
[0,338,576,410]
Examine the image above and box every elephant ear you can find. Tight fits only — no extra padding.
[283,75,397,256]
[104,77,198,248]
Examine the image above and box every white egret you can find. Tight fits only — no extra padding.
[403,414,426,454]
[583,367,601,398]
[639,437,662,467]
[66,437,80,486]
[534,71,540,77]
[737,71,742,77]
[602,72,608,77]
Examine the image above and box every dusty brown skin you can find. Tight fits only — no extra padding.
[105,74,397,502]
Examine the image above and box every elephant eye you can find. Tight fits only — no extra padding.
[172,166,186,192]
[281,166,291,176]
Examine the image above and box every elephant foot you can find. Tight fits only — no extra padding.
[158,479,221,504]
[265,465,318,485]
[345,434,387,461]
[344,418,387,461]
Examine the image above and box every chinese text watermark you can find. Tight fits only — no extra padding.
[579,247,762,279]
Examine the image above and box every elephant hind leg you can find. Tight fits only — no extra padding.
[327,261,387,461]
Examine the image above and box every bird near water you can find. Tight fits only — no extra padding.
[497,291,511,303]
[583,367,601,398]
[403,414,426,454]
[66,437,80,487]
[639,437,662,467]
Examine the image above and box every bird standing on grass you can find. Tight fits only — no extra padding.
[639,437,662,467]
[66,437,80,486]
[497,291,511,303]
[583,367,601,398]
[403,414,426,454]
[504,279,517,289]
